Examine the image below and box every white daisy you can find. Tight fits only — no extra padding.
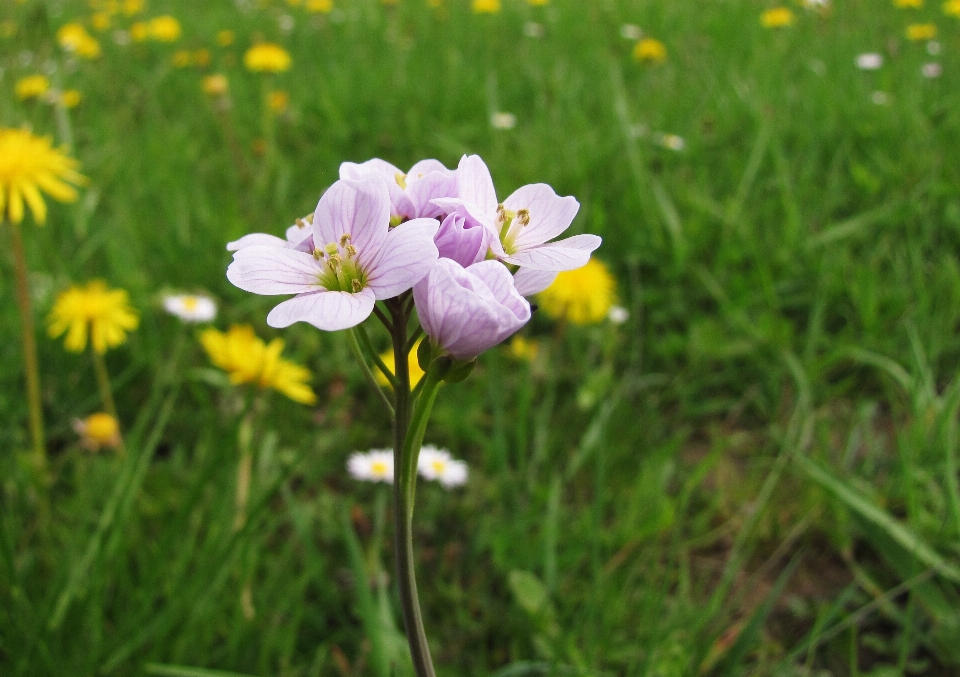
[417,446,468,488]
[856,53,883,70]
[347,450,394,483]
[490,112,517,130]
[163,294,217,322]
[608,306,629,325]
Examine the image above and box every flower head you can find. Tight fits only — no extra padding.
[856,52,883,70]
[0,128,86,225]
[227,177,440,331]
[60,90,83,108]
[73,412,121,451]
[149,16,181,42]
[200,324,316,404]
[906,23,937,40]
[307,0,333,12]
[202,73,229,96]
[538,258,616,325]
[472,0,501,13]
[507,335,539,361]
[432,155,600,273]
[417,446,468,487]
[761,7,794,27]
[57,23,102,58]
[946,0,960,16]
[48,281,139,354]
[340,158,458,224]
[163,294,217,322]
[608,305,629,325]
[490,112,517,129]
[414,259,530,360]
[895,0,923,7]
[244,43,292,72]
[348,449,394,483]
[15,75,50,100]
[216,30,235,46]
[124,0,145,15]
[268,89,290,113]
[633,38,666,64]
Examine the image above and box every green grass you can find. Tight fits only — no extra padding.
[3,0,960,674]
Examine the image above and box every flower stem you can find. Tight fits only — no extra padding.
[389,296,439,677]
[92,348,126,457]
[8,218,47,471]
[348,327,395,417]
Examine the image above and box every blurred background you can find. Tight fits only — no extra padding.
[2,0,960,675]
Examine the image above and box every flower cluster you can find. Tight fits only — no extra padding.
[348,446,468,487]
[226,155,601,360]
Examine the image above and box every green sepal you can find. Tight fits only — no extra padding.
[417,337,433,372]
[442,358,476,384]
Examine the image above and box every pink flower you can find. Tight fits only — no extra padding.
[227,177,439,331]
[434,211,491,268]
[226,216,315,252]
[413,258,530,359]
[432,155,601,272]
[340,158,457,223]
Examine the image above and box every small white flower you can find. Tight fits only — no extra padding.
[927,41,941,56]
[870,90,891,105]
[523,22,544,38]
[417,446,468,488]
[801,0,829,8]
[654,132,685,151]
[809,59,826,75]
[620,24,643,41]
[856,53,883,70]
[163,294,217,322]
[278,14,295,33]
[922,62,942,78]
[348,450,394,483]
[113,30,130,45]
[490,112,517,130]
[608,305,629,325]
[628,123,649,139]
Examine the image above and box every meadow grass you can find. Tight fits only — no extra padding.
[2,0,960,675]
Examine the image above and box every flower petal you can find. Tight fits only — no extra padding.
[226,232,289,251]
[407,159,451,178]
[313,177,390,262]
[502,234,602,271]
[513,267,558,296]
[267,288,375,331]
[339,159,412,220]
[456,155,498,218]
[406,171,459,219]
[503,184,580,249]
[227,246,321,294]
[435,212,490,267]
[366,217,440,300]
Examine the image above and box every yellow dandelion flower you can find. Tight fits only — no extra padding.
[895,0,923,6]
[123,0,144,15]
[507,335,539,362]
[194,48,211,67]
[60,89,83,108]
[171,49,192,67]
[761,7,794,28]
[382,0,398,6]
[130,21,149,41]
[48,281,139,354]
[216,29,235,46]
[472,0,501,14]
[633,38,667,64]
[946,0,960,16]
[268,89,290,113]
[528,0,549,5]
[57,23,102,58]
[148,15,181,42]
[0,128,86,225]
[306,0,333,12]
[906,22,937,39]
[287,0,303,5]
[202,73,229,96]
[244,43,292,72]
[0,20,17,38]
[538,258,616,325]
[375,339,425,389]
[15,75,50,101]
[91,12,111,31]
[73,412,121,451]
[199,325,317,404]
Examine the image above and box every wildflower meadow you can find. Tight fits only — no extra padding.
[3,0,960,675]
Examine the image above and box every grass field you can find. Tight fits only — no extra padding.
[3,0,960,675]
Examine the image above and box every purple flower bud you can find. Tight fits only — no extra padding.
[434,212,490,268]
[413,259,530,360]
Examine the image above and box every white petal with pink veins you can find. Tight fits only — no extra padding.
[502,184,580,249]
[227,247,321,294]
[226,233,288,251]
[366,218,440,299]
[267,288,376,330]
[513,267,558,296]
[502,234,602,271]
[455,155,499,219]
[313,177,390,263]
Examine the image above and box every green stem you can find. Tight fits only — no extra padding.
[357,323,397,389]
[388,296,437,677]
[92,348,126,457]
[348,327,395,418]
[8,218,46,470]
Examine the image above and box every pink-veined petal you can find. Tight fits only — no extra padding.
[366,218,440,299]
[406,171,458,219]
[267,288,376,331]
[435,212,490,267]
[503,184,580,249]
[226,233,289,251]
[456,155,498,217]
[513,267,558,296]
[501,234,602,271]
[227,246,321,294]
[339,159,401,183]
[407,159,451,178]
[313,177,390,262]
[466,261,531,328]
